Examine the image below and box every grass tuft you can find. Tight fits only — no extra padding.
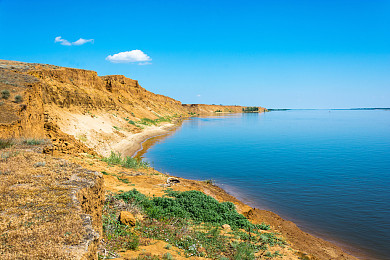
[23,139,45,145]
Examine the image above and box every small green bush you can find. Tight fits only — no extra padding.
[102,151,122,165]
[102,151,149,169]
[1,90,10,99]
[14,95,23,103]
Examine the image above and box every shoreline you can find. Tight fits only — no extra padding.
[119,117,187,158]
[115,117,363,260]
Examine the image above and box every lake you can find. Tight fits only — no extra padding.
[138,110,390,259]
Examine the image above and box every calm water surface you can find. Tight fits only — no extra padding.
[140,110,390,259]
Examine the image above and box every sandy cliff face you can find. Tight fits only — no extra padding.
[0,60,190,153]
[0,65,45,139]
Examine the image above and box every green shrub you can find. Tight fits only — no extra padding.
[14,95,23,103]
[1,90,10,99]
[102,151,122,165]
[102,151,149,169]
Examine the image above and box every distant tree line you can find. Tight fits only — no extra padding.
[242,107,259,112]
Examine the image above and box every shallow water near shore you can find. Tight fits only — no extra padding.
[139,110,390,259]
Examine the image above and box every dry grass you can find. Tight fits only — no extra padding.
[0,148,100,259]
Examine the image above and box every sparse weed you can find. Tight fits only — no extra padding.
[162,252,175,260]
[1,151,19,159]
[0,139,14,149]
[23,139,45,145]
[117,177,130,184]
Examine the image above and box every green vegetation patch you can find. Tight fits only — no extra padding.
[101,189,284,259]
[242,107,259,112]
[116,189,270,231]
[102,151,149,169]
[138,116,172,126]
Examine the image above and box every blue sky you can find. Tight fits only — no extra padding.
[1,0,389,108]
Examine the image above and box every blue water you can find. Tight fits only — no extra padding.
[140,110,390,259]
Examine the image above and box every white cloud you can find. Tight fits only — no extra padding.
[55,36,94,46]
[197,94,201,97]
[72,38,94,45]
[106,50,152,64]
[55,36,71,46]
